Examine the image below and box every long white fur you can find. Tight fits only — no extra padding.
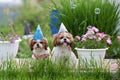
[32,47,51,59]
[51,32,78,69]
[51,46,78,69]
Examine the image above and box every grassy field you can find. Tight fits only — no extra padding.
[0,59,114,80]
[0,0,120,79]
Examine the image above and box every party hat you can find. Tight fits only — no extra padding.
[33,25,44,40]
[58,23,68,33]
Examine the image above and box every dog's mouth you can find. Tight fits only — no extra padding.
[35,47,42,50]
[34,46,40,49]
[35,46,43,50]
[62,41,69,46]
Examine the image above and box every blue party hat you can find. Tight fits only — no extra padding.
[58,23,68,33]
[33,25,44,40]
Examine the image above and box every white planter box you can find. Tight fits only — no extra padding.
[75,48,108,67]
[0,39,21,61]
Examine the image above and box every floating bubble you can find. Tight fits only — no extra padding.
[70,0,76,9]
[94,8,100,14]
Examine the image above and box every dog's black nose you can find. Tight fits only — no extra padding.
[64,38,66,41]
[37,44,40,47]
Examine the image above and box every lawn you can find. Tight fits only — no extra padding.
[0,59,113,80]
[0,0,120,80]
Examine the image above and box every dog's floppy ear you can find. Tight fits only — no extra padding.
[69,34,74,48]
[29,38,35,51]
[43,38,48,50]
[53,34,58,46]
[70,39,74,48]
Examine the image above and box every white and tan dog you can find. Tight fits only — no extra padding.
[51,31,78,69]
[29,25,50,60]
[29,38,50,60]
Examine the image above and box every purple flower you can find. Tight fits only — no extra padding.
[0,32,20,43]
[106,38,112,45]
[86,30,95,36]
[93,36,97,40]
[81,35,86,41]
[96,32,107,39]
[81,37,86,41]
[92,26,99,32]
[0,37,4,41]
[75,26,112,49]
[85,28,95,39]
[10,38,15,43]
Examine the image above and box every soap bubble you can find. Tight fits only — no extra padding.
[94,8,100,14]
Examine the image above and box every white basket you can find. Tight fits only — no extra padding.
[75,48,108,67]
[0,39,21,61]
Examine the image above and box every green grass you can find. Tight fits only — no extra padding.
[0,1,119,79]
[52,0,120,36]
[0,59,112,80]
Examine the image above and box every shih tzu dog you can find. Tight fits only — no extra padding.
[29,38,51,60]
[51,31,78,69]
[29,25,51,60]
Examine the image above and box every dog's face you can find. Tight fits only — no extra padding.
[30,39,48,51]
[53,32,74,47]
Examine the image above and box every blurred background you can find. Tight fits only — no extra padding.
[0,0,52,34]
[0,0,120,58]
[0,0,56,58]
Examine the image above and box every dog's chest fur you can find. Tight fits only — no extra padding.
[52,46,76,62]
[33,49,48,55]
[52,46,71,56]
[32,47,50,59]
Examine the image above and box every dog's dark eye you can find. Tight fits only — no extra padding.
[60,37,63,39]
[40,42,43,44]
[33,42,36,44]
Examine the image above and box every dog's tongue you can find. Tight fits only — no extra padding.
[63,42,67,46]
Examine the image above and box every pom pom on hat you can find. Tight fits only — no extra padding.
[33,25,44,40]
[58,23,68,33]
